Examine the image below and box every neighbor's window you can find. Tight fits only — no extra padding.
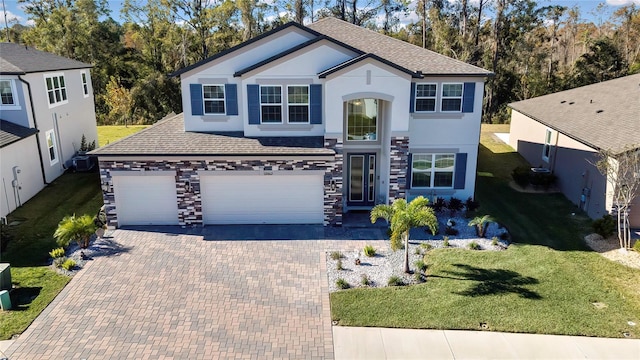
[412,154,455,188]
[203,85,225,114]
[260,85,282,123]
[46,130,58,165]
[441,83,463,112]
[287,85,309,123]
[347,98,377,141]
[542,129,552,162]
[415,83,437,112]
[45,73,68,106]
[0,79,16,105]
[81,71,89,97]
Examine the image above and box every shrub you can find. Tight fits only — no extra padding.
[432,197,447,213]
[592,215,616,238]
[447,197,464,216]
[330,251,343,260]
[512,166,531,188]
[387,275,405,286]
[54,214,97,248]
[445,226,458,236]
[414,247,422,255]
[420,243,433,251]
[336,278,350,289]
[530,172,557,190]
[361,274,370,286]
[414,272,425,283]
[363,245,376,257]
[414,259,427,272]
[53,256,67,268]
[465,197,480,213]
[468,215,495,238]
[49,247,66,259]
[61,258,76,271]
[633,240,640,252]
[468,241,481,250]
[491,237,499,246]
[336,259,344,270]
[443,236,450,247]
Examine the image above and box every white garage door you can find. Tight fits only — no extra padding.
[113,175,179,226]
[201,173,324,224]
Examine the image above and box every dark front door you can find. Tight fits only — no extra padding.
[347,153,376,206]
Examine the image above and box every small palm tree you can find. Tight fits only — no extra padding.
[371,196,438,273]
[54,214,97,249]
[468,215,495,238]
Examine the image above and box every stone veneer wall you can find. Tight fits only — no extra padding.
[99,157,342,227]
[389,136,409,202]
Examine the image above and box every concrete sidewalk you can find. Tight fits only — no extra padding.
[333,327,640,359]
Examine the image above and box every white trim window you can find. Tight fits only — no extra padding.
[411,153,455,188]
[80,70,89,97]
[441,83,463,112]
[287,85,309,123]
[0,79,20,109]
[260,85,282,123]
[44,73,68,107]
[45,129,59,165]
[542,129,552,162]
[415,83,437,112]
[203,85,225,114]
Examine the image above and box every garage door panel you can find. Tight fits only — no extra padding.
[201,174,324,224]
[113,176,179,226]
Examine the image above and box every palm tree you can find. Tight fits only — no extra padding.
[468,215,495,238]
[54,214,97,249]
[370,196,438,273]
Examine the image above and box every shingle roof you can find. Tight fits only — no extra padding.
[0,119,38,148]
[0,43,92,74]
[509,74,640,154]
[90,113,334,157]
[318,53,418,78]
[307,17,492,76]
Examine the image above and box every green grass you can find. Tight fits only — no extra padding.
[97,125,149,147]
[331,124,640,338]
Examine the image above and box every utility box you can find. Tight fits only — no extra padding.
[0,264,11,291]
[0,290,11,310]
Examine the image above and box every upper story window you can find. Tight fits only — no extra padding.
[45,73,68,107]
[203,85,225,114]
[542,129,552,162]
[411,153,455,188]
[80,71,89,97]
[287,85,309,123]
[415,84,437,112]
[0,79,16,106]
[441,83,463,112]
[347,98,378,141]
[260,85,282,123]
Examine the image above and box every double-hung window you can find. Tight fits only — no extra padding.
[81,71,89,97]
[411,154,455,188]
[203,85,225,114]
[46,130,58,165]
[441,83,463,112]
[415,84,437,112]
[45,73,68,107]
[0,79,16,106]
[287,85,309,123]
[260,85,282,123]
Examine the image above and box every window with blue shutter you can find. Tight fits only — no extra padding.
[462,82,475,113]
[409,83,416,113]
[225,84,238,115]
[247,84,260,124]
[454,153,467,189]
[310,84,322,124]
[190,84,203,116]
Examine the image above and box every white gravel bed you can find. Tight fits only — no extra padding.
[51,231,125,276]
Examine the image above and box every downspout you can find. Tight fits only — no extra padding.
[18,75,48,185]
[550,130,560,173]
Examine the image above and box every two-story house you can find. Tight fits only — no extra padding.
[91,18,492,227]
[0,43,98,218]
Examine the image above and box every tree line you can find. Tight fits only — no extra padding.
[3,0,639,125]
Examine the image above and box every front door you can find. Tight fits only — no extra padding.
[347,153,376,206]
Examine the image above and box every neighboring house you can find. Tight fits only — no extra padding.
[508,74,640,228]
[91,18,492,227]
[0,43,98,218]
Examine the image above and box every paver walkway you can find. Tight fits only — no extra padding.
[6,229,381,359]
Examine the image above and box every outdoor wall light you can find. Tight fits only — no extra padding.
[101,182,109,192]
[330,179,337,192]
[185,181,192,193]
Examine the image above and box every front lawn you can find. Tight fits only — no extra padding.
[330,124,640,338]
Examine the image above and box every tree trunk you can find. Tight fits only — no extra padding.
[295,0,304,24]
[403,231,410,273]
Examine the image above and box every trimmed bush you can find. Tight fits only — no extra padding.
[49,247,66,259]
[388,276,405,286]
[465,197,480,213]
[330,251,343,260]
[61,258,76,271]
[361,274,370,286]
[414,272,425,283]
[468,241,481,250]
[491,237,499,246]
[512,166,531,188]
[363,245,376,257]
[592,215,616,238]
[443,237,450,247]
[432,198,447,213]
[447,197,464,216]
[336,259,344,270]
[420,243,433,251]
[336,278,350,289]
[414,259,427,272]
[53,256,67,268]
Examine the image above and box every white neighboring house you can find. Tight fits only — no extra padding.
[0,43,98,218]
[91,18,492,227]
[508,74,640,228]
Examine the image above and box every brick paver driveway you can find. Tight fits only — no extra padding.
[7,229,381,359]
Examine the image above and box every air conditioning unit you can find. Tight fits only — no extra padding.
[72,155,96,172]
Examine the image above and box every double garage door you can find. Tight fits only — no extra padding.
[112,173,324,226]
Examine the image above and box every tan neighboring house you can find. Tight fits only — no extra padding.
[508,74,640,228]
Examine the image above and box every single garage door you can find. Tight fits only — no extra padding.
[201,173,324,224]
[113,175,179,226]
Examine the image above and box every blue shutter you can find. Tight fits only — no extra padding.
[462,82,475,113]
[409,83,416,113]
[190,84,203,116]
[454,153,468,189]
[310,84,322,124]
[225,84,238,115]
[247,84,260,124]
[406,153,413,189]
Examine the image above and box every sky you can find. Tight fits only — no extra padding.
[1,0,640,27]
